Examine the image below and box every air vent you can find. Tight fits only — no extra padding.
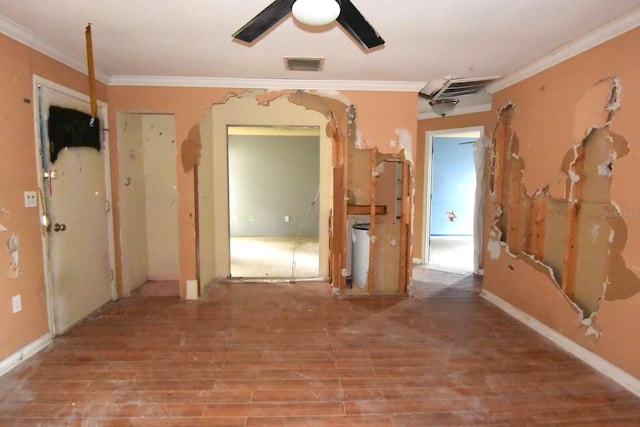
[284,57,324,72]
[421,76,499,100]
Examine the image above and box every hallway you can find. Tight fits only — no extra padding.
[0,272,638,425]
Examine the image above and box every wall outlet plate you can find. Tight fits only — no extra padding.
[12,294,21,313]
[24,191,37,208]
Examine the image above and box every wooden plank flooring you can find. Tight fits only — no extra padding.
[0,271,639,426]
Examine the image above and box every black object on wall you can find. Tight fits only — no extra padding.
[48,106,100,163]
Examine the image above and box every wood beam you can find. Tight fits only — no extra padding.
[562,145,584,297]
[399,161,411,294]
[367,148,378,295]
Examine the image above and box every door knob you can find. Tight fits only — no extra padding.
[53,223,66,232]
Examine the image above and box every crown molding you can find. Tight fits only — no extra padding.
[108,75,425,92]
[486,7,640,94]
[0,15,110,84]
[418,102,492,120]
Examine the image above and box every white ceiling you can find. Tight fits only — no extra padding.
[2,0,639,116]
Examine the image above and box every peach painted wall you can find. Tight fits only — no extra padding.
[107,88,418,297]
[343,91,418,162]
[414,111,494,260]
[486,28,640,379]
[0,33,108,360]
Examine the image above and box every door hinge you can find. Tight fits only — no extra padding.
[43,169,57,180]
[105,201,111,212]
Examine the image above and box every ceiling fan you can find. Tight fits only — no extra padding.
[232,0,385,50]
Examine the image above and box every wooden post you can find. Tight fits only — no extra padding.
[85,24,98,125]
[340,135,348,293]
[367,148,377,295]
[330,117,347,292]
[491,121,507,206]
[194,165,201,297]
[529,190,548,260]
[562,145,584,297]
[505,158,522,250]
[399,161,411,294]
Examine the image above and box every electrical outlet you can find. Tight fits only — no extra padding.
[12,294,21,313]
[249,215,254,222]
[24,191,37,208]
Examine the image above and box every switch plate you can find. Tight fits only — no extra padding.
[249,215,254,222]
[12,294,21,313]
[284,216,290,222]
[24,191,37,208]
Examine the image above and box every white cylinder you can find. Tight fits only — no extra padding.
[351,223,370,288]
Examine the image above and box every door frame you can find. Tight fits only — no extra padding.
[197,94,333,287]
[32,76,116,335]
[422,126,484,266]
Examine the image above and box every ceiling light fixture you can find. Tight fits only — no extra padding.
[429,99,459,117]
[292,0,340,26]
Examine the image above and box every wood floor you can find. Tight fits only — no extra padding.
[1,271,639,426]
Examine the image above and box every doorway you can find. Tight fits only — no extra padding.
[117,113,179,296]
[227,126,320,279]
[424,127,483,274]
[34,77,116,335]
[196,93,332,290]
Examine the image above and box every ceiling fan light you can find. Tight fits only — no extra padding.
[292,0,340,26]
[429,99,459,117]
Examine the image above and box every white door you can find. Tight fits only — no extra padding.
[35,78,115,335]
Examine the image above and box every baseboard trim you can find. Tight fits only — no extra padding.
[481,290,640,398]
[0,333,52,377]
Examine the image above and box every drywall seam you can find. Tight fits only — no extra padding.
[481,290,640,398]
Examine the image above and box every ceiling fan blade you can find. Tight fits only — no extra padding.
[233,0,296,43]
[336,0,385,49]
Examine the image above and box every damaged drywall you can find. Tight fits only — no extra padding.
[1,209,19,279]
[392,128,414,165]
[190,87,413,296]
[488,77,640,324]
[6,233,19,279]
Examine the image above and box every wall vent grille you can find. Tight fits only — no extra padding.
[284,57,324,72]
[423,76,499,100]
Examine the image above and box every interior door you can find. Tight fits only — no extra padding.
[36,79,115,335]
